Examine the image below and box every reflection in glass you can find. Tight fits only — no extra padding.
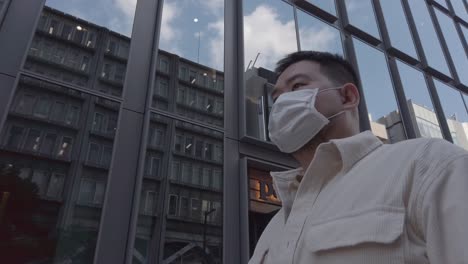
[380,0,418,58]
[463,25,468,43]
[396,60,442,139]
[344,0,380,39]
[23,0,136,97]
[132,114,224,264]
[296,9,343,55]
[434,80,468,150]
[243,0,297,141]
[353,38,402,143]
[0,76,119,263]
[435,9,468,85]
[408,0,451,76]
[451,0,468,22]
[244,0,297,71]
[305,0,336,15]
[151,1,224,128]
[434,0,448,9]
[132,0,224,263]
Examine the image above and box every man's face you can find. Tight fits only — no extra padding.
[272,60,343,119]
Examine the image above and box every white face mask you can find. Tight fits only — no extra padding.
[268,86,344,153]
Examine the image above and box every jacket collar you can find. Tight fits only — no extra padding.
[270,131,382,211]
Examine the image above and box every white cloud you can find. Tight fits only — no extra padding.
[300,26,337,52]
[208,19,224,70]
[197,0,224,16]
[115,0,137,17]
[160,1,179,44]
[113,0,137,36]
[208,4,339,71]
[242,5,298,70]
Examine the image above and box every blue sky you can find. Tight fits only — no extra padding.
[44,0,467,124]
[47,0,136,36]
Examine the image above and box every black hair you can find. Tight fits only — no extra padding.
[275,51,359,88]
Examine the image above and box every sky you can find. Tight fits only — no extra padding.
[46,0,137,37]
[44,0,468,123]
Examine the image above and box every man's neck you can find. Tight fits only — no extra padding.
[292,134,327,170]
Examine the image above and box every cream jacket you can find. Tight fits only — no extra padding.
[249,131,468,264]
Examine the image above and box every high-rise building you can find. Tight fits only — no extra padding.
[378,100,468,149]
[0,0,467,263]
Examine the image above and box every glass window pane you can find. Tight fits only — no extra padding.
[65,105,80,126]
[0,75,121,263]
[243,0,296,141]
[380,0,418,58]
[396,60,443,139]
[15,94,35,115]
[168,195,178,216]
[244,0,297,70]
[46,173,65,199]
[5,126,24,149]
[296,9,343,55]
[305,0,336,15]
[434,0,449,9]
[40,133,57,155]
[451,0,468,22]
[353,38,401,143]
[50,101,66,122]
[133,115,223,263]
[32,170,48,196]
[344,0,380,39]
[408,0,451,76]
[435,9,468,85]
[33,97,51,118]
[57,136,72,159]
[462,25,468,43]
[23,0,137,97]
[434,79,468,150]
[150,0,224,129]
[24,129,42,152]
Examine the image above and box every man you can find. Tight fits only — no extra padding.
[249,51,468,264]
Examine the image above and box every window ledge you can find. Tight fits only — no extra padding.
[172,151,223,166]
[169,179,222,193]
[9,111,80,131]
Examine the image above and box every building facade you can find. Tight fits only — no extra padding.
[0,0,467,263]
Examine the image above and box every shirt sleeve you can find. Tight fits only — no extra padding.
[418,152,468,263]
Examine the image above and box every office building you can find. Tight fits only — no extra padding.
[0,0,467,263]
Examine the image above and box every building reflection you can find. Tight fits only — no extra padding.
[0,5,223,264]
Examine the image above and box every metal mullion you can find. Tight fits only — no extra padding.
[21,70,123,103]
[224,0,244,262]
[0,0,45,131]
[401,0,429,69]
[454,19,468,61]
[352,0,420,140]
[156,119,177,264]
[337,0,382,47]
[447,0,468,61]
[124,0,165,261]
[335,0,371,132]
[373,0,420,65]
[293,6,301,51]
[149,108,225,134]
[93,0,160,262]
[372,0,391,51]
[387,57,417,139]
[0,0,11,27]
[427,1,461,84]
[291,0,338,24]
[428,0,451,13]
[425,76,454,142]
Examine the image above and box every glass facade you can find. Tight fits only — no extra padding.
[0,0,467,263]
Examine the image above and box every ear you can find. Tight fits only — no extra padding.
[340,83,360,110]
